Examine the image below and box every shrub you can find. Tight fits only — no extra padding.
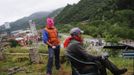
[9,39,20,48]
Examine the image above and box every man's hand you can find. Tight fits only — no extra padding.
[101,52,109,60]
[52,46,56,49]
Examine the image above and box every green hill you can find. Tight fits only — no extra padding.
[55,0,134,25]
[55,0,134,40]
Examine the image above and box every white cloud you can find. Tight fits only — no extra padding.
[0,0,80,25]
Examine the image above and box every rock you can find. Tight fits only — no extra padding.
[29,48,40,64]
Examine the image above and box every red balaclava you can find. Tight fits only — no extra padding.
[46,17,54,28]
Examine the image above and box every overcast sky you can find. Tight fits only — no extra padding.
[0,0,80,26]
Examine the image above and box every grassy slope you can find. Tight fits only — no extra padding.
[0,34,133,75]
[0,54,133,75]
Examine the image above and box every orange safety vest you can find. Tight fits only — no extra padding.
[45,27,60,45]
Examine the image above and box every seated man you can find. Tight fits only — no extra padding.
[64,27,127,75]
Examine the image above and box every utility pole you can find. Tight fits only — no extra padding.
[4,22,11,37]
[28,20,40,64]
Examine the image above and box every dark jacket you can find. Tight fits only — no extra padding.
[66,40,99,62]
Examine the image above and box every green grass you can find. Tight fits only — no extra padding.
[4,44,49,54]
[38,44,48,53]
[1,34,133,75]
[4,46,29,53]
[0,55,29,74]
[105,57,133,75]
[0,52,133,75]
[82,34,92,38]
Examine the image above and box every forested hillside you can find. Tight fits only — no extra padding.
[55,0,134,40]
[48,8,64,18]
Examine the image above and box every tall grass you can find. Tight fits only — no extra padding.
[1,34,133,75]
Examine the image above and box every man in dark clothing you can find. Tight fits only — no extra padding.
[64,27,127,75]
